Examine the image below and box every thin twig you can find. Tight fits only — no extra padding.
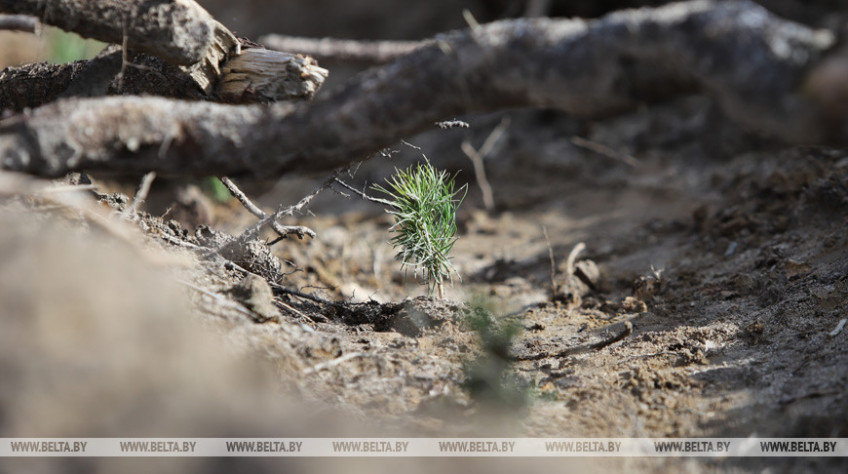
[219,176,316,241]
[617,350,678,365]
[543,226,557,293]
[229,174,336,248]
[176,278,263,322]
[462,9,483,33]
[460,117,508,212]
[158,232,206,250]
[565,242,586,277]
[275,300,328,324]
[260,34,424,65]
[123,170,156,218]
[829,318,847,337]
[38,184,98,194]
[302,352,365,375]
[570,136,642,168]
[220,176,265,218]
[461,142,495,212]
[200,251,329,308]
[270,283,335,306]
[512,321,633,361]
[332,177,394,206]
[478,117,510,157]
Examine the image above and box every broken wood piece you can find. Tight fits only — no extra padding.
[217,48,328,104]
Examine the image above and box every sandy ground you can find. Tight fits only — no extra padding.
[2,95,846,474]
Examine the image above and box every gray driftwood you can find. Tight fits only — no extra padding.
[1,0,847,178]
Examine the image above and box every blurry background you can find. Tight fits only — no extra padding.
[3,0,842,70]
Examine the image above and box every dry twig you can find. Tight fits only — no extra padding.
[123,171,155,218]
[543,226,557,294]
[570,136,642,168]
[302,352,365,375]
[229,174,337,249]
[219,176,315,242]
[260,34,423,65]
[460,117,509,212]
[512,321,633,361]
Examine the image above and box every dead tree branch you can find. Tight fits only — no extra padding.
[0,0,237,92]
[1,0,845,178]
[228,174,337,250]
[0,47,206,112]
[260,34,424,65]
[220,176,316,241]
[0,14,38,33]
[0,46,326,111]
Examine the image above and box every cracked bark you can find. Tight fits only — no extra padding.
[0,0,238,91]
[0,47,206,112]
[1,0,846,178]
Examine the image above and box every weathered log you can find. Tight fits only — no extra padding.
[1,0,844,179]
[0,0,236,92]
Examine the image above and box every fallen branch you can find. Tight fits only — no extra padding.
[0,14,38,33]
[220,176,316,241]
[0,0,327,101]
[0,46,326,111]
[0,0,237,91]
[0,47,208,112]
[1,0,845,178]
[226,173,337,251]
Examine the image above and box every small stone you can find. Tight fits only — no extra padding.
[621,296,648,313]
[229,274,278,322]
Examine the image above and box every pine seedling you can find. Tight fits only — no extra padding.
[372,160,466,297]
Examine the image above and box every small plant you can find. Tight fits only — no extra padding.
[461,298,527,410]
[372,159,466,297]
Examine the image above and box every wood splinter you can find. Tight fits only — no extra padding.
[217,48,329,104]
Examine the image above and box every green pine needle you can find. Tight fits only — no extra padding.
[372,160,466,296]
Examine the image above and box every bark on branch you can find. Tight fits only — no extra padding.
[0,0,245,93]
[0,14,38,33]
[0,47,206,112]
[0,0,235,65]
[1,0,845,178]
